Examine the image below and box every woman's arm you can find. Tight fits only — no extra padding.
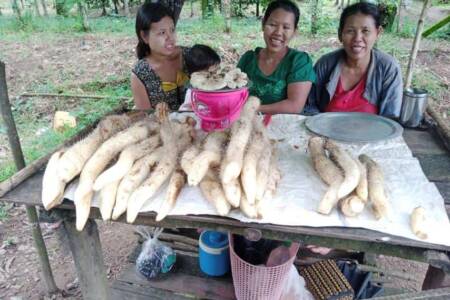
[131,73,152,110]
[259,81,312,114]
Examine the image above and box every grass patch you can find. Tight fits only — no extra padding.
[0,79,132,183]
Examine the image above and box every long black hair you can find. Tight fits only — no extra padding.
[338,2,382,40]
[262,0,300,29]
[135,3,175,59]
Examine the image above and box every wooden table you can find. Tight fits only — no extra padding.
[1,126,449,299]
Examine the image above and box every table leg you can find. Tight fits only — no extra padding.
[63,217,110,300]
[422,265,450,290]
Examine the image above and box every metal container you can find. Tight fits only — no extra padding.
[400,88,428,127]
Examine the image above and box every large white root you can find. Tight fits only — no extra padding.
[410,206,428,239]
[355,160,369,203]
[187,131,228,186]
[338,194,365,217]
[257,146,282,218]
[241,118,266,205]
[221,96,260,184]
[255,139,272,203]
[223,178,242,208]
[156,169,186,222]
[325,140,360,199]
[57,114,132,183]
[199,169,231,216]
[42,150,66,210]
[74,120,150,231]
[93,134,160,191]
[127,104,178,223]
[99,180,120,221]
[308,137,344,214]
[240,194,258,219]
[181,144,201,176]
[359,154,389,220]
[112,147,163,220]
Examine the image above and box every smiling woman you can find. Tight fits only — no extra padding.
[237,0,316,114]
[131,3,190,111]
[307,2,403,118]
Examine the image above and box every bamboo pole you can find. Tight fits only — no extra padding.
[0,61,59,294]
[404,0,431,90]
[21,92,130,101]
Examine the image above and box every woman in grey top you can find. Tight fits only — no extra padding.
[307,2,403,118]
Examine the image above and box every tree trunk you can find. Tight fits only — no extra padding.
[78,0,90,32]
[40,0,48,16]
[340,0,344,9]
[34,0,41,16]
[256,0,259,17]
[223,0,231,33]
[123,0,129,16]
[335,0,339,6]
[19,0,24,10]
[112,0,119,14]
[101,0,107,16]
[190,0,194,17]
[396,0,403,33]
[160,0,185,23]
[404,0,430,90]
[311,0,319,35]
[201,0,208,18]
[11,0,23,20]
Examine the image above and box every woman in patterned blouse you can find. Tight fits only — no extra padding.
[131,3,190,110]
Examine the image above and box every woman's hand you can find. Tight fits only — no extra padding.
[259,81,312,114]
[131,73,152,110]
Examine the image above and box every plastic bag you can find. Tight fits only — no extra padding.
[280,265,315,300]
[136,227,176,279]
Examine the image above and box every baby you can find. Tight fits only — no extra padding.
[179,44,221,111]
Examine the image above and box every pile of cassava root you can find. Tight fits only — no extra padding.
[42,97,281,231]
[308,137,390,219]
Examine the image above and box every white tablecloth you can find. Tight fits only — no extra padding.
[65,114,450,247]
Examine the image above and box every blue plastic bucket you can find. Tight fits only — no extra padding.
[199,230,230,276]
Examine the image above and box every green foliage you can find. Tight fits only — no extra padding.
[0,204,8,221]
[0,15,134,38]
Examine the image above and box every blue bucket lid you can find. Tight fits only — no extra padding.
[200,231,229,249]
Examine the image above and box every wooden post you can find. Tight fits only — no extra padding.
[396,0,403,33]
[223,0,231,33]
[404,0,430,90]
[40,0,48,16]
[0,61,59,294]
[63,216,110,300]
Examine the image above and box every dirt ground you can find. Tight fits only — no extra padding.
[0,6,448,300]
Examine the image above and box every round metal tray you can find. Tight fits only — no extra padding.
[305,112,403,143]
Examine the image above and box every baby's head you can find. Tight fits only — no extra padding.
[185,44,221,75]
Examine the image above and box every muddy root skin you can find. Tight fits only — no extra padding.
[57,114,131,183]
[241,118,267,205]
[42,151,66,210]
[308,137,344,215]
[74,121,150,231]
[93,134,160,191]
[156,169,186,222]
[187,131,228,186]
[359,154,390,220]
[355,159,369,203]
[325,140,360,200]
[410,206,428,239]
[127,103,178,224]
[199,169,231,216]
[221,96,260,184]
[112,149,163,221]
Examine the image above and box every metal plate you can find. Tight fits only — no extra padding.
[305,112,403,143]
